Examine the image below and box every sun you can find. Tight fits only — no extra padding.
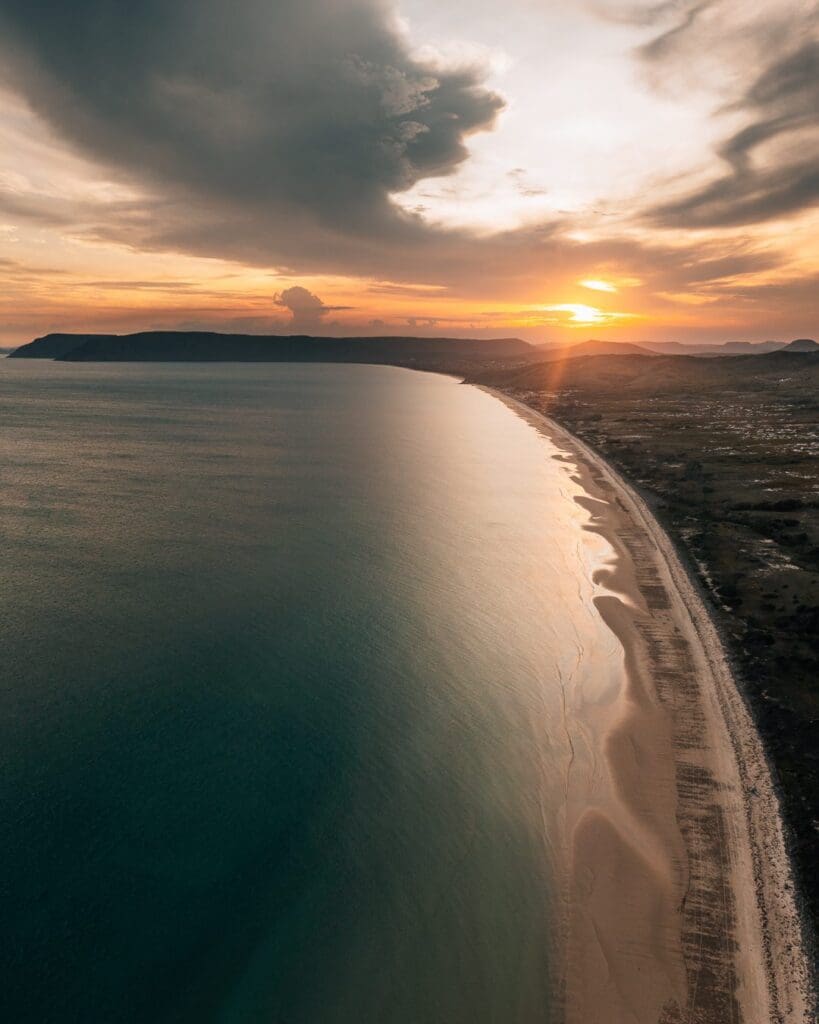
[579,279,618,294]
[549,303,608,325]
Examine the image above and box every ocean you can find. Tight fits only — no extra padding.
[0,362,620,1023]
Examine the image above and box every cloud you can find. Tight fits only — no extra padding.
[0,0,502,270]
[0,0,816,336]
[507,168,549,198]
[274,286,332,330]
[633,1,719,62]
[633,1,819,227]
[0,174,792,315]
[79,279,200,291]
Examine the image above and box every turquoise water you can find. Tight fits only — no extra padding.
[0,363,616,1023]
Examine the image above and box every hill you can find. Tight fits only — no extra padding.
[533,339,657,360]
[473,349,819,395]
[10,331,534,366]
[8,333,112,360]
[782,338,818,352]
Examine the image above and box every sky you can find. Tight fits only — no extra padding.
[0,0,817,347]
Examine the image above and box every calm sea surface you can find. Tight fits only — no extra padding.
[0,363,620,1023]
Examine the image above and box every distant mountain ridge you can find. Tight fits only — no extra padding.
[641,340,787,356]
[534,339,658,360]
[10,331,533,364]
[781,338,818,352]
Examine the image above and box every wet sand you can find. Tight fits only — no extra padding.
[481,388,815,1024]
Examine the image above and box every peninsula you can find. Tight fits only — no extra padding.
[9,331,534,367]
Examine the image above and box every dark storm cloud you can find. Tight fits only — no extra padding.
[635,3,819,227]
[0,0,502,250]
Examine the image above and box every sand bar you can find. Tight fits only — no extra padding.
[480,386,815,1024]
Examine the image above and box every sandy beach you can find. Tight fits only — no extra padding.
[483,388,815,1024]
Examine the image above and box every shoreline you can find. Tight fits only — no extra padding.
[477,385,814,1024]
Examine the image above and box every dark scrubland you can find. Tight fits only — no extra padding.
[469,350,819,935]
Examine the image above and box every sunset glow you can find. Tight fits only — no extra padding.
[542,304,634,327]
[580,280,618,294]
[0,1,817,348]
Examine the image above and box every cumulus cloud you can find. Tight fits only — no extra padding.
[274,286,330,331]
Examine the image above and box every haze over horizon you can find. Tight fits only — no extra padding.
[1,0,818,348]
